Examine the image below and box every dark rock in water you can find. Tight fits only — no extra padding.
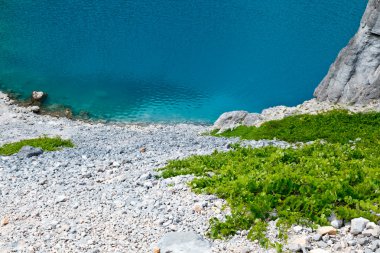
[314,0,380,104]
[155,231,211,253]
[17,146,43,158]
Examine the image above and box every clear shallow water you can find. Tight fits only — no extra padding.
[0,0,367,123]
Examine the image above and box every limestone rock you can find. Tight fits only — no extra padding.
[31,91,47,102]
[16,146,43,158]
[316,226,337,236]
[330,219,343,229]
[29,106,40,113]
[1,216,9,226]
[242,113,262,127]
[213,111,248,132]
[156,231,211,253]
[350,217,370,235]
[287,235,308,252]
[314,0,380,104]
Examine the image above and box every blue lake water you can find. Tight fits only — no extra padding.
[0,0,367,123]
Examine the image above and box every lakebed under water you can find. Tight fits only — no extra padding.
[0,0,367,123]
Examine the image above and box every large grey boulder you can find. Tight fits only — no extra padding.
[17,146,43,158]
[155,231,211,253]
[213,110,248,132]
[314,0,380,104]
[350,217,370,235]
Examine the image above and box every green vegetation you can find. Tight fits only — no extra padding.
[0,136,74,156]
[212,110,380,144]
[160,110,380,247]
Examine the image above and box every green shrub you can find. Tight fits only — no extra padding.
[160,110,380,247]
[161,142,380,246]
[213,110,380,144]
[0,136,74,156]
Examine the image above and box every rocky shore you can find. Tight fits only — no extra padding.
[213,98,380,132]
[0,91,290,253]
[1,88,380,253]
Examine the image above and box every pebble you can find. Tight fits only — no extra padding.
[317,226,337,236]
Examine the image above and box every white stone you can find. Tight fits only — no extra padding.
[351,217,370,235]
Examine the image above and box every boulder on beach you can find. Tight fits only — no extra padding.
[213,110,248,132]
[155,231,211,253]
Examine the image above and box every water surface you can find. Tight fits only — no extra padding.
[0,0,367,123]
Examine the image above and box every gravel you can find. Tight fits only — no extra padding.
[1,91,379,253]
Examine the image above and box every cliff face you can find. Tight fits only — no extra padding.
[314,0,380,104]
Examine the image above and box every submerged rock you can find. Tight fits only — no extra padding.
[314,0,380,104]
[31,91,47,103]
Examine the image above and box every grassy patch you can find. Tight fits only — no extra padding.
[0,136,74,156]
[212,110,380,144]
[160,110,380,247]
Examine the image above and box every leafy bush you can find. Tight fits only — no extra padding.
[0,136,74,156]
[213,110,380,144]
[160,110,380,247]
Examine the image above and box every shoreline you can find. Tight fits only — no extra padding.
[0,89,291,252]
[1,89,380,252]
[0,90,212,130]
[3,87,380,132]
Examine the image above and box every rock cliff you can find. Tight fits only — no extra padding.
[314,0,380,104]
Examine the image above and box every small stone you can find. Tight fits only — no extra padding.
[351,217,370,235]
[55,195,68,203]
[362,227,380,237]
[321,234,329,242]
[153,247,160,253]
[369,240,380,251]
[288,235,308,252]
[357,237,369,246]
[309,249,329,253]
[293,225,303,233]
[193,203,202,213]
[347,240,357,246]
[366,222,378,229]
[316,226,337,236]
[140,147,147,153]
[331,219,343,229]
[316,241,328,248]
[144,181,153,188]
[1,216,9,226]
[30,106,40,113]
[312,234,322,241]
[333,243,342,251]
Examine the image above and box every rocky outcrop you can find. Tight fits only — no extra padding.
[212,99,380,131]
[314,0,380,104]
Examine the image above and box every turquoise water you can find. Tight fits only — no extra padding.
[0,1,367,123]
